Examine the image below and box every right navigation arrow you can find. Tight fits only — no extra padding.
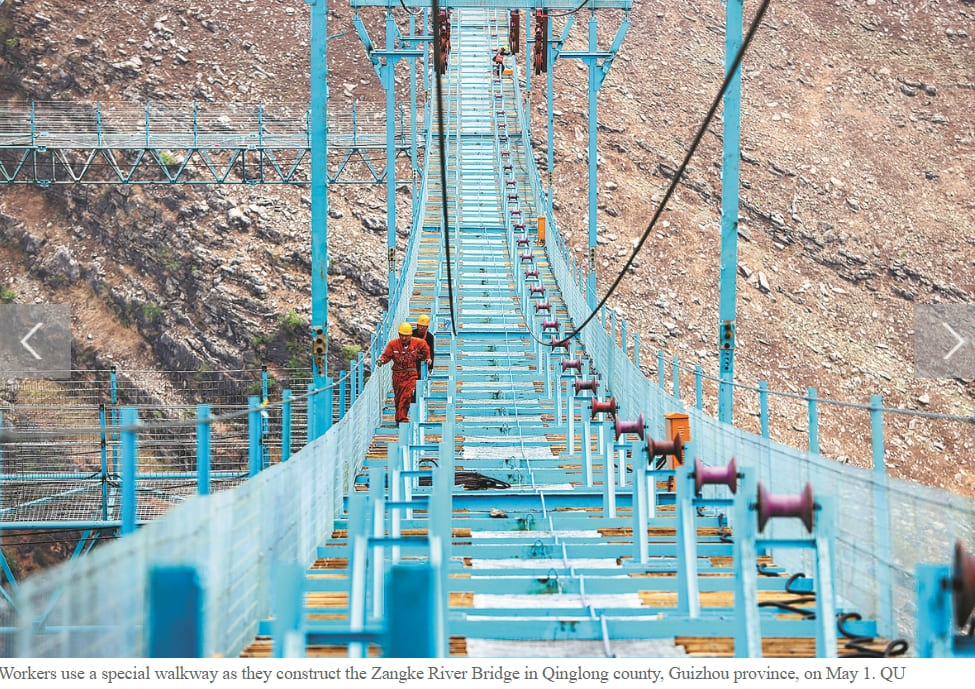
[943,322,967,361]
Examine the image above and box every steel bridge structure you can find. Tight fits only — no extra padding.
[0,3,974,659]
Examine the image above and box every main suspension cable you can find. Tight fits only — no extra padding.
[432,0,459,336]
[560,0,772,342]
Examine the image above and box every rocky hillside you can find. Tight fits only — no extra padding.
[0,0,973,498]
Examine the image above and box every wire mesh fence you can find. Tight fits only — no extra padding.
[0,367,322,525]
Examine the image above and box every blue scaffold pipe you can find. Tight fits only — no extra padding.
[120,407,138,536]
[281,389,292,461]
[197,404,211,496]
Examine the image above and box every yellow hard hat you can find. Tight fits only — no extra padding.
[417,314,431,326]
[398,322,413,336]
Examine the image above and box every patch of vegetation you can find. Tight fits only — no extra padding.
[279,308,304,332]
[159,150,178,167]
[341,344,361,362]
[158,246,181,272]
[247,377,274,397]
[251,332,272,349]
[0,286,16,303]
[142,302,163,323]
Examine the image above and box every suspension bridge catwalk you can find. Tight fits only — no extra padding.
[4,7,975,660]
[237,11,887,659]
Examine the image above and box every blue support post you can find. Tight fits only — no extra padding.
[759,380,769,439]
[409,13,419,203]
[915,564,953,657]
[111,366,119,472]
[671,355,680,399]
[717,0,743,424]
[282,389,293,460]
[602,419,616,518]
[98,404,108,520]
[307,382,317,444]
[271,561,306,658]
[248,396,262,478]
[585,16,599,310]
[546,11,555,217]
[322,376,334,433]
[339,374,347,419]
[807,387,818,455]
[632,441,649,563]
[621,319,628,357]
[308,0,330,440]
[695,366,703,411]
[384,11,398,289]
[357,351,365,401]
[148,566,203,657]
[633,332,640,369]
[261,365,270,469]
[386,563,438,657]
[871,394,893,637]
[120,407,138,536]
[196,404,211,496]
[657,350,665,389]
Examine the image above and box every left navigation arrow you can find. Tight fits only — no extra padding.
[20,322,44,360]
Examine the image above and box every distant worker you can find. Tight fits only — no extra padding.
[377,322,432,424]
[493,45,510,76]
[412,314,436,377]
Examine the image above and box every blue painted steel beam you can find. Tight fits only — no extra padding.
[717,0,743,423]
[308,0,330,435]
[148,566,203,657]
[120,407,138,536]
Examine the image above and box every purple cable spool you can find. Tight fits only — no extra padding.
[525,269,540,281]
[549,336,570,352]
[560,358,582,373]
[507,192,519,202]
[535,300,551,313]
[529,286,545,299]
[693,456,737,495]
[955,540,975,628]
[517,236,530,247]
[756,482,816,533]
[514,222,526,232]
[614,413,645,441]
[510,208,522,216]
[590,397,617,419]
[573,376,598,395]
[520,251,533,263]
[647,431,685,466]
[542,318,560,332]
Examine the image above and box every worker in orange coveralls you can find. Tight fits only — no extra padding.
[377,322,432,424]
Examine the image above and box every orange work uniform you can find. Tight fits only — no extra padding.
[378,336,432,423]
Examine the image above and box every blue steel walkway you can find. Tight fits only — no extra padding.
[240,9,881,659]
